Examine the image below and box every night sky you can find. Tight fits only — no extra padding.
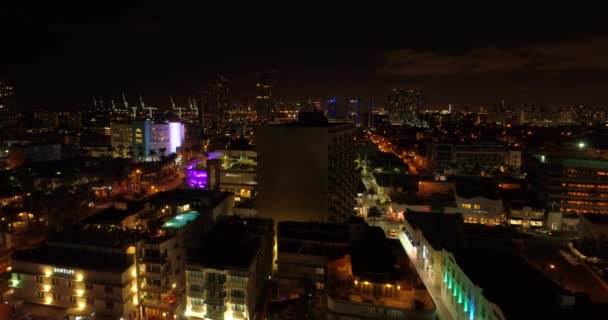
[3,7,608,110]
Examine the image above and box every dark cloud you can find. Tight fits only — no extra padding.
[376,37,608,75]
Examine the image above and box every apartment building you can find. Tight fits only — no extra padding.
[184,218,273,320]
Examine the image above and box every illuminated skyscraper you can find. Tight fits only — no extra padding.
[255,72,275,122]
[387,88,421,124]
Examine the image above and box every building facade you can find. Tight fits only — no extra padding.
[387,89,421,124]
[11,241,138,320]
[256,113,356,222]
[111,120,184,161]
[529,157,608,215]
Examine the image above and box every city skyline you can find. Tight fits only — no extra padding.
[3,10,608,110]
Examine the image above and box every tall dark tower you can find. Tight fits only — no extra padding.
[387,88,422,124]
[203,74,230,127]
[0,79,16,115]
[255,72,275,122]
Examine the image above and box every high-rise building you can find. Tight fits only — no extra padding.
[324,95,360,120]
[256,111,356,222]
[204,74,230,126]
[255,72,275,122]
[387,88,421,124]
[0,79,15,114]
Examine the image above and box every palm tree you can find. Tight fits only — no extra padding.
[127,145,135,159]
[136,145,145,161]
[116,145,125,158]
[149,149,158,162]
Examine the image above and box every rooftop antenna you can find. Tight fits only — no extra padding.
[122,92,129,110]
[139,94,145,109]
[143,106,158,119]
[171,97,186,118]
[131,106,138,118]
[189,98,198,116]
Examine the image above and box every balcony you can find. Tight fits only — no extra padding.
[203,281,226,291]
[140,271,163,280]
[204,295,228,306]
[140,285,164,294]
[139,254,168,264]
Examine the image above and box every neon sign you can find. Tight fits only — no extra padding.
[54,268,75,275]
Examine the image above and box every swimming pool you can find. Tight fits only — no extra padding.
[163,211,200,229]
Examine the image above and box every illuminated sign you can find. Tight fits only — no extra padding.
[54,268,75,275]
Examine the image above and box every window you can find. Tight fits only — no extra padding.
[67,280,74,288]
[105,285,113,293]
[231,290,245,298]
[231,276,245,283]
[189,271,203,279]
[36,276,43,284]
[69,296,77,304]
[36,291,44,298]
[462,203,472,209]
[87,297,94,305]
[190,297,204,306]
[106,301,114,309]
[52,278,59,286]
[189,284,204,292]
[53,293,61,301]
[85,282,93,290]
[231,304,245,312]
[315,268,325,276]
[473,204,481,210]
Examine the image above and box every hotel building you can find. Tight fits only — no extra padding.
[10,232,138,320]
[257,111,356,222]
[111,120,185,161]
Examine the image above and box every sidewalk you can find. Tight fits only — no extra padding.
[398,233,454,320]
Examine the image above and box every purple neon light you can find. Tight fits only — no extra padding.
[185,159,207,189]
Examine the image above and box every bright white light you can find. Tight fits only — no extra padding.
[578,142,586,149]
[168,122,184,154]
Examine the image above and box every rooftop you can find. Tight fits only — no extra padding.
[278,221,350,244]
[13,244,133,273]
[189,218,270,270]
[404,211,466,251]
[553,158,608,170]
[582,213,608,225]
[145,189,232,208]
[82,203,144,226]
[351,227,407,284]
[453,250,575,320]
[455,177,501,200]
